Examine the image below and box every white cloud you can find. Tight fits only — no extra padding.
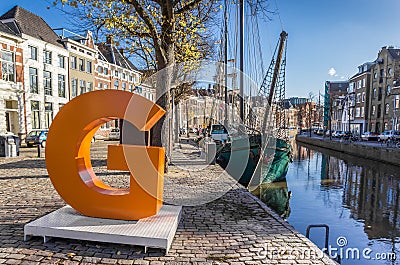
[328,68,336,76]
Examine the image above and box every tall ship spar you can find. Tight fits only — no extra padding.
[213,0,293,217]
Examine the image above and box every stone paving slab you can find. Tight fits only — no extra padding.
[0,141,337,264]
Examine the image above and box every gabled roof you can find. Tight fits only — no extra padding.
[0,5,63,48]
[0,21,18,37]
[97,42,138,71]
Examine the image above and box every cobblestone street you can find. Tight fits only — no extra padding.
[0,141,336,264]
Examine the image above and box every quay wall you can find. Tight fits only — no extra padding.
[296,135,400,167]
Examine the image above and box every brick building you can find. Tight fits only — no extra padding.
[348,62,373,134]
[368,47,400,133]
[0,6,69,138]
[0,21,24,136]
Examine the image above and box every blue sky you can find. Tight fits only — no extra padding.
[1,0,400,98]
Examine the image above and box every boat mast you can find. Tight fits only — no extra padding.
[224,0,228,125]
[239,0,244,121]
[267,31,287,106]
[261,30,288,134]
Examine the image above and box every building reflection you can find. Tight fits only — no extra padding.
[296,142,400,240]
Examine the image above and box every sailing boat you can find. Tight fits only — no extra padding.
[216,30,292,190]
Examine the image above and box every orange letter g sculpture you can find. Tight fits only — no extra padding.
[45,90,166,220]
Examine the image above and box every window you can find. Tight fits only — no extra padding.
[380,68,384,77]
[45,102,53,129]
[378,87,382,101]
[87,82,93,92]
[355,107,360,117]
[71,56,77,69]
[385,103,390,115]
[86,61,92,73]
[372,105,376,115]
[58,55,65,68]
[44,50,52,64]
[59,103,65,109]
[122,73,126,80]
[43,70,52,95]
[129,75,133,82]
[356,93,361,103]
[395,95,400,109]
[79,58,85,71]
[362,78,366,87]
[129,84,133,92]
[28,46,37,60]
[58,74,66,97]
[361,107,365,117]
[104,84,108,89]
[71,78,78,98]
[80,80,86,94]
[29,67,38,93]
[98,82,103,89]
[114,70,119,77]
[98,66,103,74]
[388,68,393,76]
[122,83,126,90]
[374,72,378,79]
[1,51,15,82]
[31,101,40,129]
[386,85,391,96]
[377,104,381,118]
[362,92,365,102]
[104,68,108,75]
[114,80,119,89]
[357,80,362,89]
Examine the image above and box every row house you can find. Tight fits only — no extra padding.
[348,62,373,134]
[0,22,23,136]
[326,47,400,135]
[368,47,400,133]
[0,6,155,140]
[0,6,69,137]
[57,29,97,99]
[324,81,349,131]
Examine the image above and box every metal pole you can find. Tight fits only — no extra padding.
[239,0,244,121]
[224,0,228,126]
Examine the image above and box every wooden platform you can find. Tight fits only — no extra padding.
[24,205,182,253]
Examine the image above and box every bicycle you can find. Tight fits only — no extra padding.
[384,136,400,148]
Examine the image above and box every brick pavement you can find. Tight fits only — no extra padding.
[0,141,336,264]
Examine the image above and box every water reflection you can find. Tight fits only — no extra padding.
[259,180,291,219]
[290,141,400,265]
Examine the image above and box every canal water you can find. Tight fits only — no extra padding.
[267,141,399,265]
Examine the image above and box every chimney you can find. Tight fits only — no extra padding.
[106,34,114,45]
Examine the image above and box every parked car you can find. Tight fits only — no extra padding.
[316,128,325,136]
[361,131,379,141]
[210,124,228,143]
[378,130,400,142]
[332,130,342,138]
[108,128,120,140]
[25,129,48,147]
